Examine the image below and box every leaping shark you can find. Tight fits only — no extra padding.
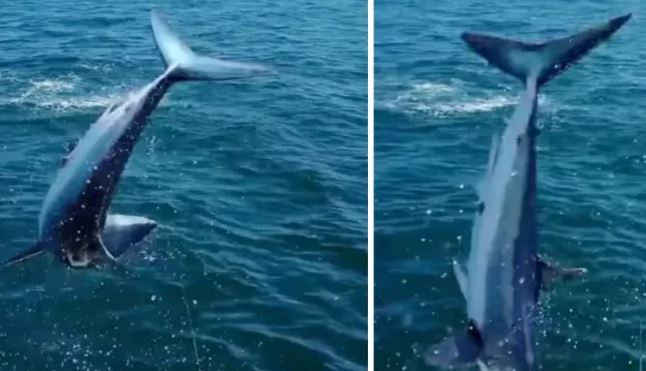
[425,14,631,371]
[2,10,269,268]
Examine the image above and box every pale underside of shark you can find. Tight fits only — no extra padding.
[425,13,631,371]
[2,10,269,269]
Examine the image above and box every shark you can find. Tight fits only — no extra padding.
[425,13,631,371]
[2,10,269,268]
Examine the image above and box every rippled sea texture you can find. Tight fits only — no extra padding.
[376,1,646,370]
[0,1,366,370]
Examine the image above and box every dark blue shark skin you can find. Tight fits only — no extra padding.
[509,92,540,370]
[426,14,631,371]
[480,82,541,371]
[458,80,541,371]
[518,97,540,303]
[40,71,174,266]
[2,10,268,268]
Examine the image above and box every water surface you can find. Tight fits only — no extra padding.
[376,1,646,370]
[0,1,367,370]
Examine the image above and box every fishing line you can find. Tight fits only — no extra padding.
[180,281,201,371]
[640,318,643,371]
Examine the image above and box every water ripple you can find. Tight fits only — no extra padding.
[0,1,366,370]
[376,0,646,370]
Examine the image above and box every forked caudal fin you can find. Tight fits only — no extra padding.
[461,14,631,88]
[151,9,270,81]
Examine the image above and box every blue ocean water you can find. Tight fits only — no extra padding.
[376,1,646,370]
[0,1,366,370]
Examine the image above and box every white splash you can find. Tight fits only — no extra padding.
[433,96,517,115]
[382,80,549,118]
[33,95,120,111]
[382,82,457,113]
[3,75,122,112]
[408,82,457,95]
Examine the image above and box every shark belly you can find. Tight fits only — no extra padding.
[468,93,535,332]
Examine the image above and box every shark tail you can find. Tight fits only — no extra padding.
[151,9,270,82]
[461,13,631,88]
[424,320,483,368]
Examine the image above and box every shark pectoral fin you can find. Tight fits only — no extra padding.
[1,241,46,268]
[100,214,157,259]
[424,320,483,368]
[452,260,469,299]
[96,235,116,262]
[539,258,587,289]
